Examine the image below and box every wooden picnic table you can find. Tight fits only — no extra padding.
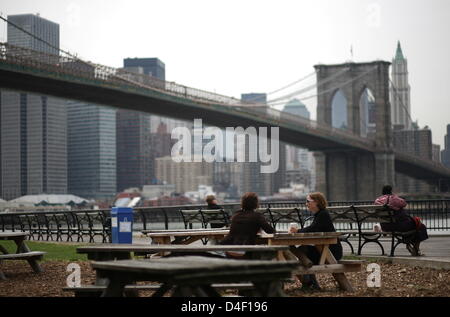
[91,256,299,297]
[77,243,289,261]
[143,229,230,245]
[0,231,46,280]
[257,231,362,292]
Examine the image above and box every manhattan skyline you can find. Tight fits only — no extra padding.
[0,0,449,148]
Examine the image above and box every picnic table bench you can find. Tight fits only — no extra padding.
[0,231,46,280]
[77,244,289,261]
[90,256,299,297]
[143,229,363,292]
[67,243,290,297]
[143,228,230,245]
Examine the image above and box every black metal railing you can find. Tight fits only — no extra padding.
[1,199,449,243]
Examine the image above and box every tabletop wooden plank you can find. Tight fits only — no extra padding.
[260,232,343,238]
[142,228,228,234]
[92,256,299,276]
[0,231,29,239]
[77,244,289,253]
[144,230,229,238]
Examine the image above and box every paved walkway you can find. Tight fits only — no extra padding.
[342,235,450,269]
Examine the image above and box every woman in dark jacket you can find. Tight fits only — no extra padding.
[219,192,275,247]
[289,192,343,290]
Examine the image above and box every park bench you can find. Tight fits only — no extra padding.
[200,209,230,229]
[262,207,305,230]
[351,204,418,256]
[326,206,360,254]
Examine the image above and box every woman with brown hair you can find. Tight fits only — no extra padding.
[219,192,275,246]
[289,192,343,290]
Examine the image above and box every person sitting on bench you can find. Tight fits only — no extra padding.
[374,185,428,256]
[219,192,275,258]
[289,192,343,291]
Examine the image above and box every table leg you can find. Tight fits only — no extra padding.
[152,283,174,297]
[13,237,29,253]
[316,245,354,292]
[13,237,44,273]
[252,280,286,297]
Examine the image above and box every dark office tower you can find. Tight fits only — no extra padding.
[116,59,163,192]
[282,99,315,191]
[442,125,450,168]
[236,93,285,196]
[123,58,165,81]
[0,14,67,200]
[68,101,116,199]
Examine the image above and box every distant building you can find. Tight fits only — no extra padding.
[142,184,176,199]
[155,156,213,193]
[394,128,436,193]
[124,58,165,81]
[7,14,59,55]
[442,124,450,168]
[432,144,441,163]
[1,14,67,200]
[282,99,315,191]
[67,101,116,199]
[390,41,412,130]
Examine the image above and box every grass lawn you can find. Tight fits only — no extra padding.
[0,241,89,262]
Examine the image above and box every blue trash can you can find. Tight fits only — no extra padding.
[111,207,133,244]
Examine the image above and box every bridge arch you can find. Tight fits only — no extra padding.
[314,61,395,200]
[330,89,348,130]
[358,86,376,138]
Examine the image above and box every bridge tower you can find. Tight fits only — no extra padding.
[314,61,395,200]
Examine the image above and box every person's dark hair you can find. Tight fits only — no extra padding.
[205,195,216,205]
[382,185,393,195]
[241,192,259,211]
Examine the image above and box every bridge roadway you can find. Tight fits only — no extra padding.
[0,43,449,181]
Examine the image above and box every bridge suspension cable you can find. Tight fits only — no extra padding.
[268,66,378,107]
[266,67,351,104]
[266,70,317,95]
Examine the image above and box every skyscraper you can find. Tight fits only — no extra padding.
[442,124,450,169]
[7,14,59,55]
[390,41,412,130]
[282,99,315,191]
[67,101,117,199]
[1,14,67,200]
[117,59,167,192]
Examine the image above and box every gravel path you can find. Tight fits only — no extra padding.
[1,260,450,297]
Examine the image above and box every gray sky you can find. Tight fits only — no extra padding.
[1,0,449,148]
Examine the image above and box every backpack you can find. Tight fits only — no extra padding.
[411,216,429,242]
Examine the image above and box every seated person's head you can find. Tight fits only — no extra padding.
[306,192,327,212]
[382,185,393,195]
[241,192,259,211]
[206,195,217,206]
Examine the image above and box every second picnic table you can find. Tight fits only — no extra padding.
[258,232,364,292]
